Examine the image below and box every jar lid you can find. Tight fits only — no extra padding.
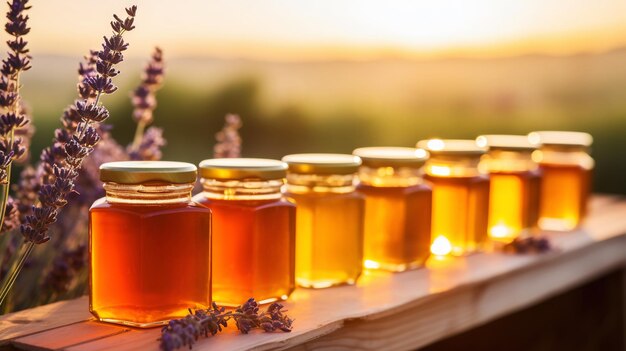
[417,139,486,156]
[476,135,536,151]
[528,131,593,147]
[100,161,197,184]
[199,158,287,180]
[282,153,362,175]
[353,147,429,168]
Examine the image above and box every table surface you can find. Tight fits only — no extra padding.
[1,195,625,351]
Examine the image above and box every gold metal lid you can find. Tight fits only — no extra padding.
[417,139,486,156]
[100,161,197,184]
[528,131,593,147]
[199,158,287,180]
[282,153,362,175]
[353,147,429,168]
[476,135,536,151]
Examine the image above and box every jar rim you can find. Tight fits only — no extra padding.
[353,147,428,168]
[417,139,486,156]
[476,135,536,151]
[282,153,361,175]
[100,161,197,184]
[199,158,287,180]
[528,131,593,147]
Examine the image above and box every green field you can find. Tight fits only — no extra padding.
[19,49,626,194]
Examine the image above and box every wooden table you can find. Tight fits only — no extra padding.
[1,195,625,351]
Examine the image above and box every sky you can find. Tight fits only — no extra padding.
[25,0,626,61]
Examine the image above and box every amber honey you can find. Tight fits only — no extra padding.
[283,153,364,288]
[477,135,541,241]
[537,163,592,230]
[529,131,594,231]
[288,192,363,287]
[89,161,211,328]
[195,197,295,305]
[195,158,295,306]
[425,175,490,255]
[358,185,432,270]
[353,147,432,271]
[418,139,490,256]
[487,171,541,239]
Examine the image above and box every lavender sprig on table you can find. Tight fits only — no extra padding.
[159,298,293,351]
[502,236,551,254]
[213,113,242,158]
[21,5,137,245]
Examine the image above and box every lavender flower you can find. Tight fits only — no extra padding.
[128,47,165,156]
[21,5,137,244]
[41,244,87,296]
[0,0,32,184]
[159,299,293,351]
[131,47,164,126]
[0,0,32,238]
[13,101,34,163]
[75,132,127,205]
[259,302,293,333]
[502,236,552,254]
[1,197,19,232]
[213,114,242,158]
[128,126,166,161]
[12,166,37,223]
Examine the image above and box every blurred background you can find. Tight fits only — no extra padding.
[19,0,626,193]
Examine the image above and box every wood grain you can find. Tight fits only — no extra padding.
[0,296,92,342]
[12,321,128,351]
[0,195,624,351]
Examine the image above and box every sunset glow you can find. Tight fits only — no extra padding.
[28,0,626,60]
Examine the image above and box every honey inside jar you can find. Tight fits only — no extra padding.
[418,139,490,256]
[89,161,211,328]
[283,153,364,288]
[194,158,295,306]
[477,135,541,242]
[353,147,432,271]
[529,131,594,231]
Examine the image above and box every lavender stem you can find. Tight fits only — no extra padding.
[131,120,147,151]
[0,239,33,306]
[0,127,16,232]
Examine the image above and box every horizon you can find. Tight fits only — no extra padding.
[25,1,626,61]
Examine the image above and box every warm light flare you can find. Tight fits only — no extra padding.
[427,139,445,151]
[430,165,451,177]
[490,224,513,239]
[430,235,452,256]
[363,260,381,269]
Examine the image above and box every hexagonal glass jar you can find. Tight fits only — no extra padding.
[194,158,295,306]
[529,131,594,231]
[282,153,365,288]
[477,135,541,242]
[418,139,490,256]
[89,161,211,328]
[353,147,432,272]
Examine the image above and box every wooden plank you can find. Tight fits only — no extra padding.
[0,296,92,342]
[12,321,128,351]
[1,195,626,351]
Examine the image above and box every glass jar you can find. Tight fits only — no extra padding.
[477,135,541,242]
[193,158,295,306]
[529,131,594,231]
[89,161,211,328]
[282,154,364,288]
[353,147,432,272]
[417,139,490,256]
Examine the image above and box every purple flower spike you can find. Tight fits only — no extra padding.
[22,5,137,244]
